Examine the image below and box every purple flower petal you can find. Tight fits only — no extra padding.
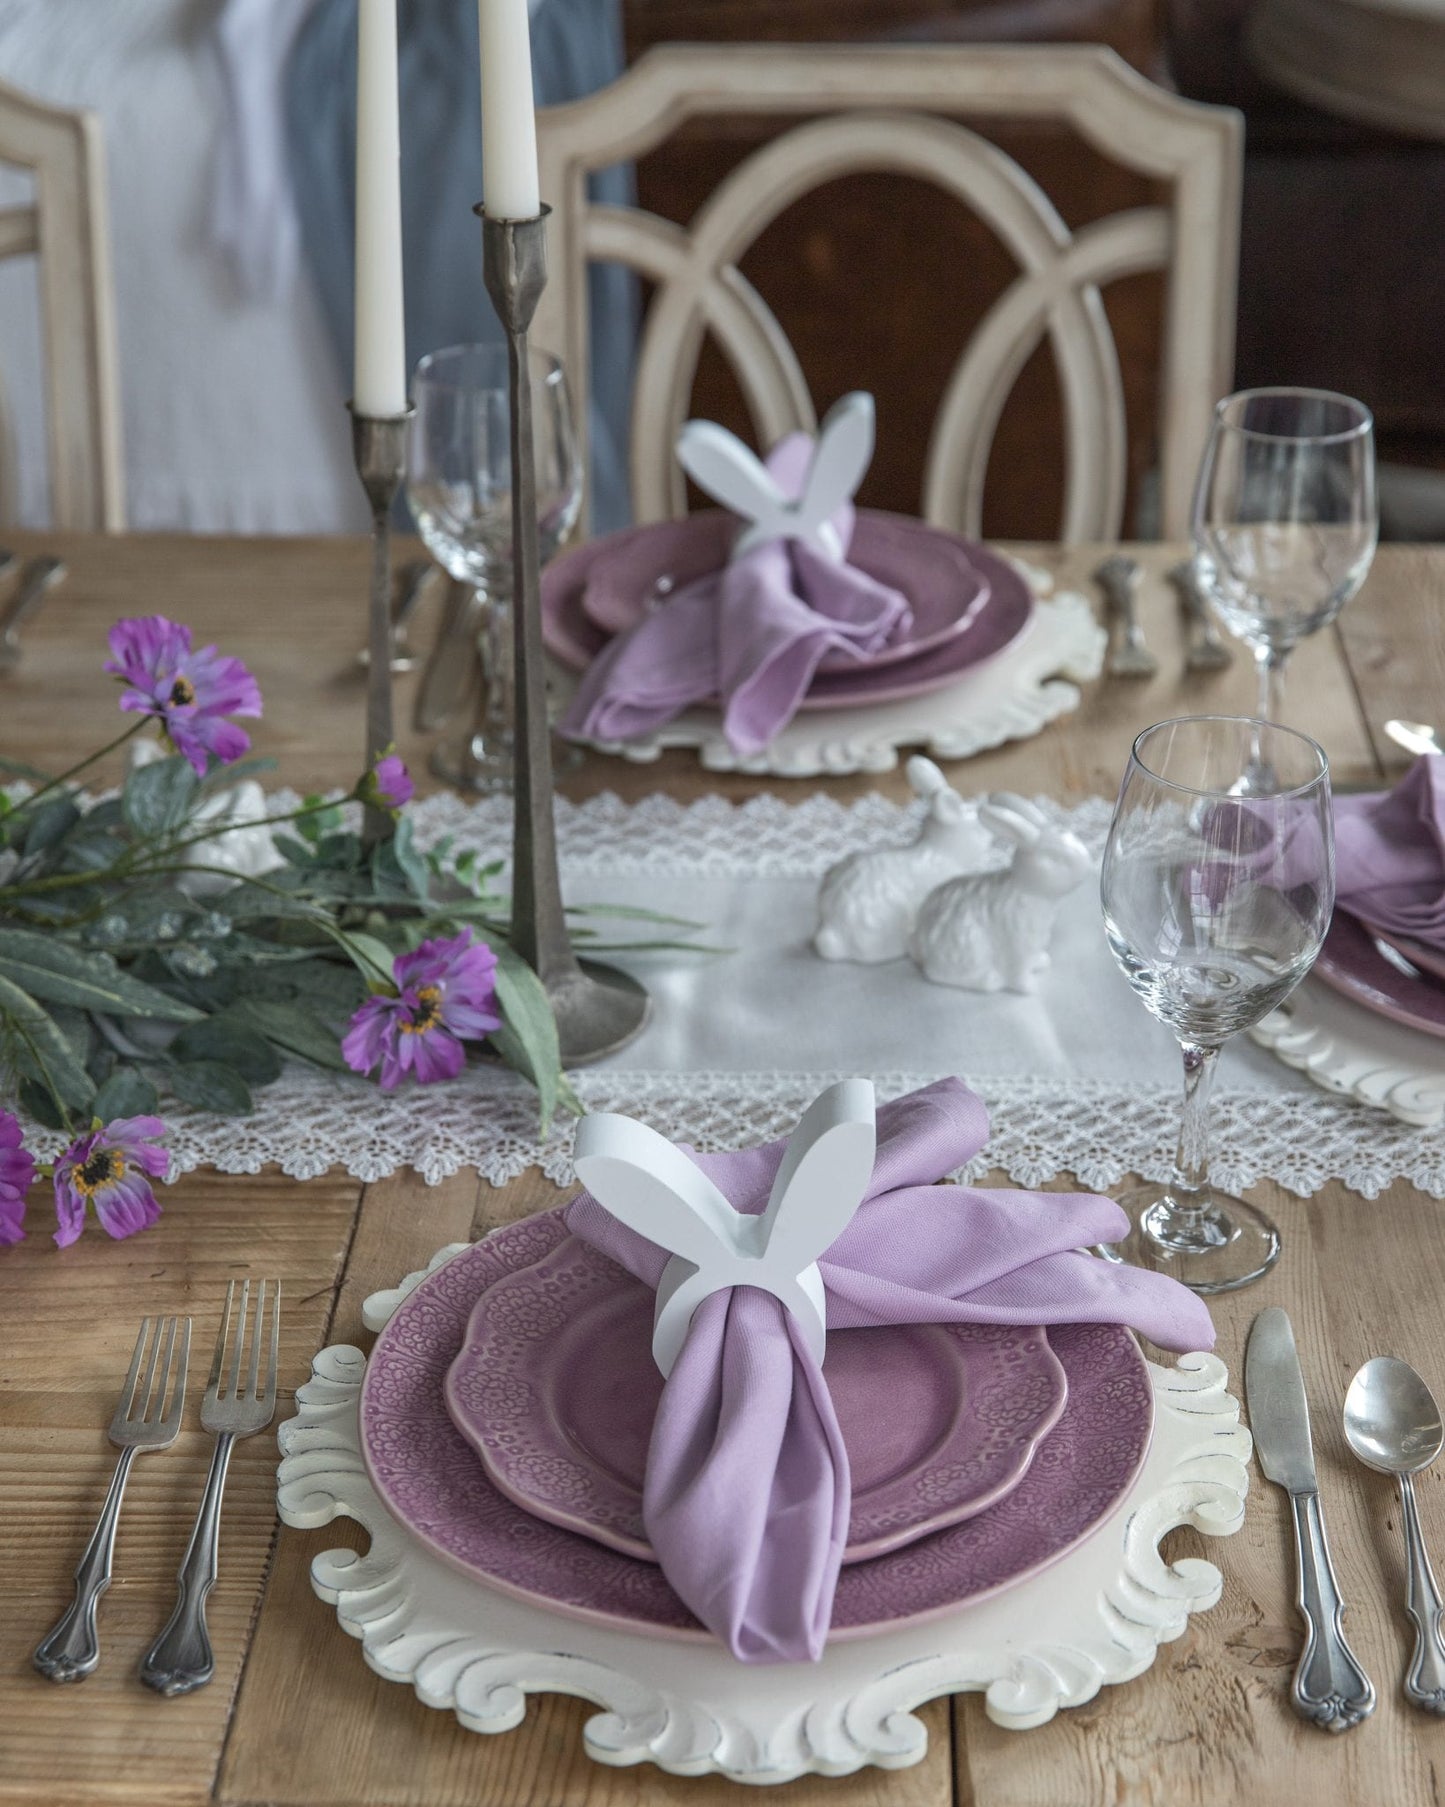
[105,614,261,772]
[93,1174,162,1240]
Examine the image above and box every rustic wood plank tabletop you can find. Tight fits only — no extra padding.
[1,532,1441,1807]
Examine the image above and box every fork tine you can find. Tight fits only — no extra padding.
[163,1319,191,1430]
[148,1317,177,1423]
[113,1318,151,1429]
[245,1280,265,1401]
[225,1279,251,1402]
[208,1280,236,1397]
[136,1315,165,1421]
[263,1279,280,1406]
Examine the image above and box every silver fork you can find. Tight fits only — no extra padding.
[140,1279,280,1696]
[34,1316,191,1682]
[1095,554,1159,679]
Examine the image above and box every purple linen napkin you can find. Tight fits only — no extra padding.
[559,437,910,756]
[1335,757,1445,944]
[565,1078,1214,1665]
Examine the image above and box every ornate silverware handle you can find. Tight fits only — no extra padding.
[1398,1472,1445,1713]
[1289,1489,1376,1730]
[33,1445,138,1681]
[139,1432,235,1695]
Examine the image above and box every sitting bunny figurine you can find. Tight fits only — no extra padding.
[910,795,1092,993]
[814,756,997,963]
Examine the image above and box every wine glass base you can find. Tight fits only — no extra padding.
[1095,1183,1281,1295]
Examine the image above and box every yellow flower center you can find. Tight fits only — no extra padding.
[169,675,196,707]
[401,984,443,1035]
[73,1149,125,1197]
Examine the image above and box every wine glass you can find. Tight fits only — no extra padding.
[1099,716,1335,1293]
[1192,387,1376,742]
[406,343,582,792]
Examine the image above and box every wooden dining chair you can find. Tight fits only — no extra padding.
[0,76,124,530]
[535,44,1242,542]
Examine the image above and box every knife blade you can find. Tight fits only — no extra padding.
[1246,1307,1375,1732]
[414,581,484,732]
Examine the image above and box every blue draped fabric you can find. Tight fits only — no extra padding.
[286,0,635,529]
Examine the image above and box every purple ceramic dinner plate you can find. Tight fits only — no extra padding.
[358,1212,1156,1645]
[571,510,995,675]
[540,511,1035,713]
[443,1235,1069,1564]
[1316,910,1445,1040]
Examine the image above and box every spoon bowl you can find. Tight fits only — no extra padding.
[1344,1356,1445,1476]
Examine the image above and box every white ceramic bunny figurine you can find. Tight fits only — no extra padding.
[675,392,876,564]
[909,794,1092,993]
[572,1078,877,1376]
[814,757,998,964]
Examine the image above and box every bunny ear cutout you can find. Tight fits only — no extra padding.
[799,393,875,529]
[760,1078,876,1272]
[675,420,786,524]
[573,1111,741,1272]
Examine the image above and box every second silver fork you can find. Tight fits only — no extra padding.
[140,1278,280,1696]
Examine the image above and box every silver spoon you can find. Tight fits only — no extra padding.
[1344,1356,1445,1713]
[1386,719,1444,759]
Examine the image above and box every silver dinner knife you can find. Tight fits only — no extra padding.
[1246,1307,1375,1732]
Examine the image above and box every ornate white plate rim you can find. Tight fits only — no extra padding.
[275,1245,1251,1784]
[1252,977,1445,1129]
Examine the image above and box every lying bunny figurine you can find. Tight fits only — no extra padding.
[676,391,876,564]
[910,794,1092,993]
[814,756,997,963]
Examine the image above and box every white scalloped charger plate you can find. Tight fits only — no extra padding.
[1252,976,1445,1127]
[275,1245,1249,1785]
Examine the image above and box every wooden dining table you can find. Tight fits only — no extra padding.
[2,529,1444,1807]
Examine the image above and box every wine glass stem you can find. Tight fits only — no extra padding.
[1255,643,1288,723]
[1150,1039,1230,1252]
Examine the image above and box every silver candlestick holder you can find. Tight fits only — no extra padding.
[349,402,413,843]
[479,206,650,1064]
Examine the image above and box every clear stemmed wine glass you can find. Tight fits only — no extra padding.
[406,343,582,792]
[1192,387,1376,743]
[1099,716,1335,1293]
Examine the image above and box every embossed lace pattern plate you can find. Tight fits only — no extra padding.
[444,1235,1069,1563]
[359,1212,1155,1643]
[1317,910,1445,1040]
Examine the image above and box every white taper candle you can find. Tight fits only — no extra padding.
[478,0,541,220]
[354,0,407,417]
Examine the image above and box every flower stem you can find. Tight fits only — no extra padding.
[4,719,147,822]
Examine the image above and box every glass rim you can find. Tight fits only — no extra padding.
[412,341,565,389]
[1128,715,1330,801]
[1211,385,1374,446]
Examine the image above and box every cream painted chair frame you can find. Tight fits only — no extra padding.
[535,44,1242,542]
[0,76,124,530]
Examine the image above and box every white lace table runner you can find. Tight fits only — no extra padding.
[21,790,1445,1200]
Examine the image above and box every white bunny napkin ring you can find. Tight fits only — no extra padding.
[572,1078,877,1376]
[674,392,877,567]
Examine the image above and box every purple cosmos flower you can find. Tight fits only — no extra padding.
[105,616,262,776]
[0,1110,36,1245]
[53,1116,169,1248]
[357,751,413,814]
[342,929,502,1091]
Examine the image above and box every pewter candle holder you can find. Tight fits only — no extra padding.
[349,402,413,842]
[478,206,649,1064]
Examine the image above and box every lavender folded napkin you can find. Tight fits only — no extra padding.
[1336,756,1445,945]
[565,1078,1214,1665]
[559,437,911,755]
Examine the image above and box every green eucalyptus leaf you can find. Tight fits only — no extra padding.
[23,795,82,858]
[200,756,276,792]
[273,832,317,868]
[169,1016,282,1084]
[0,970,95,1112]
[123,754,199,836]
[489,942,563,1134]
[0,930,203,1022]
[335,929,397,989]
[92,1067,160,1121]
[228,997,350,1071]
[391,816,430,902]
[18,1076,66,1130]
[167,1058,252,1116]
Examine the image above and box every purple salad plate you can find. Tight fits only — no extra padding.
[358,1211,1156,1646]
[540,511,1034,712]
[443,1234,1069,1564]
[1316,909,1445,1040]
[571,509,995,675]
